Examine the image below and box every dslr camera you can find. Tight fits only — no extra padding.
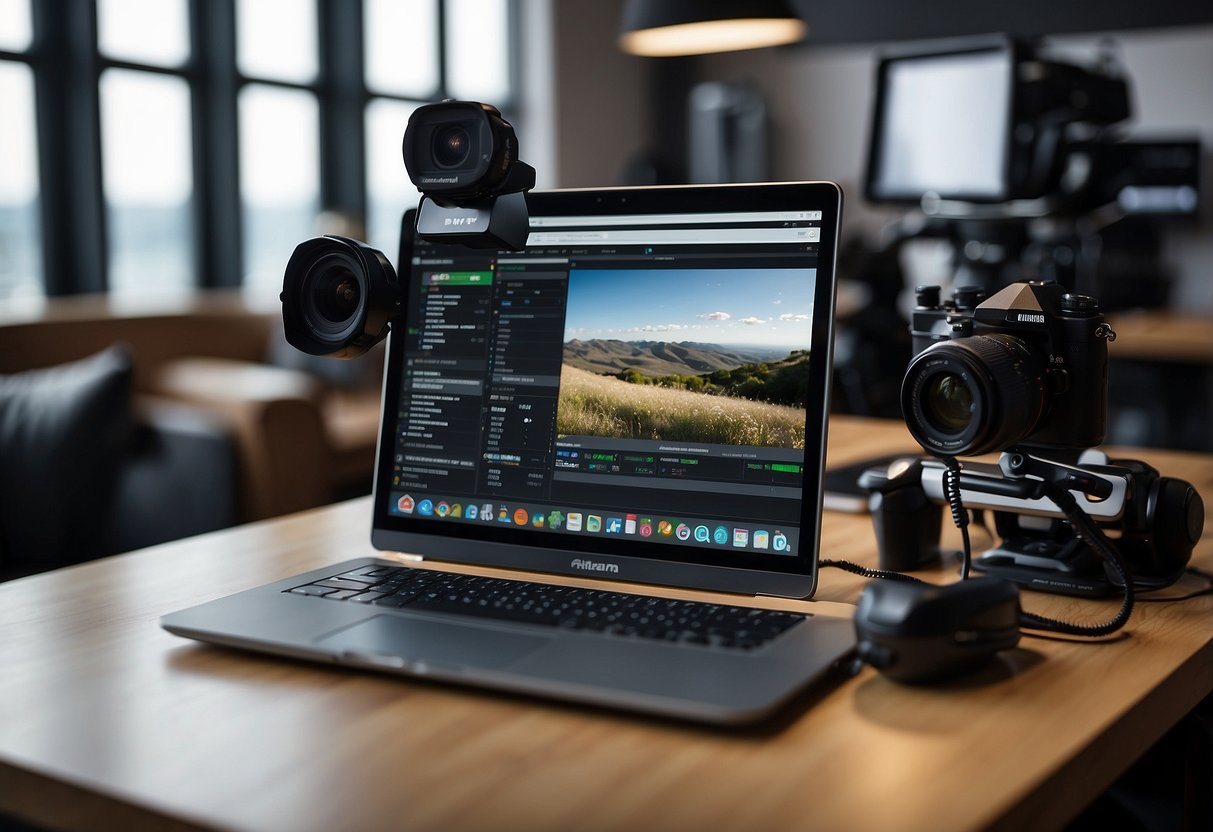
[863,279,1204,594]
[901,280,1115,457]
[281,100,534,358]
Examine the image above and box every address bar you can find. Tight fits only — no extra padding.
[526,227,821,245]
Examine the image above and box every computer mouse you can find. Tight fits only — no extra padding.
[853,578,1022,684]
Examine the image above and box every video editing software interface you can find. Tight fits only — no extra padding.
[386,206,827,566]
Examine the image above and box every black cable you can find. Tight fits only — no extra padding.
[1136,567,1213,603]
[819,559,926,584]
[937,456,971,579]
[928,451,1135,638]
[822,456,973,587]
[1015,482,1135,638]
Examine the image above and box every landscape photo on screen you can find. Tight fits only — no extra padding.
[557,268,816,449]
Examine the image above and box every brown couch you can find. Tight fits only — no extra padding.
[0,291,382,525]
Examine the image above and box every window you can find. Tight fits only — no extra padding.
[95,0,196,299]
[0,0,32,52]
[239,85,321,291]
[97,0,190,67]
[100,70,195,297]
[444,0,511,102]
[0,0,38,300]
[364,0,437,98]
[3,0,516,303]
[236,0,318,83]
[0,61,40,301]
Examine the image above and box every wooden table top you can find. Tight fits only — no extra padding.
[2,416,1211,832]
[1106,309,1213,364]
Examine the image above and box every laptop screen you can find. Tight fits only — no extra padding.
[372,183,842,598]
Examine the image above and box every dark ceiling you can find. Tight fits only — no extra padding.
[788,0,1213,45]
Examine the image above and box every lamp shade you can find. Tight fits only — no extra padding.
[619,0,807,57]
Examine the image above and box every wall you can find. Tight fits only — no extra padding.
[519,0,654,190]
[695,25,1213,310]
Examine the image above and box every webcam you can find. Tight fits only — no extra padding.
[402,100,536,249]
[280,100,532,358]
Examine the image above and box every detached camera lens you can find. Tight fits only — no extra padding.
[433,125,471,168]
[281,235,399,358]
[901,334,1047,456]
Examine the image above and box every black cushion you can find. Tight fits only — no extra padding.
[0,346,135,580]
[99,402,238,555]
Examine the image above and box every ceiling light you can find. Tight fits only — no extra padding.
[619,0,807,57]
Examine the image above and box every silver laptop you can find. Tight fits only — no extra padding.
[162,182,853,724]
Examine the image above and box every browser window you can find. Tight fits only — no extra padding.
[386,208,826,563]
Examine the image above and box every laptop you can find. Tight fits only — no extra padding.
[162,181,853,725]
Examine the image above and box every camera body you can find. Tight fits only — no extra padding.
[901,280,1114,457]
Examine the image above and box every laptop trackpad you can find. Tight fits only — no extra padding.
[317,614,551,670]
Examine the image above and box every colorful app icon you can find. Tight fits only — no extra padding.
[397,495,415,514]
[465,504,478,521]
[605,517,623,533]
[733,528,750,547]
[586,515,602,533]
[675,523,691,541]
[693,525,710,542]
[450,503,463,518]
[548,510,565,529]
[657,520,673,537]
[531,512,545,528]
[753,530,770,549]
[773,531,789,552]
[418,499,435,517]
[625,514,637,534]
[712,525,729,545]
[435,501,451,518]
[567,512,583,531]
[512,508,529,525]
[639,517,653,537]
[497,505,510,522]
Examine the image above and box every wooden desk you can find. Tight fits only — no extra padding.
[1106,310,1213,365]
[2,416,1211,832]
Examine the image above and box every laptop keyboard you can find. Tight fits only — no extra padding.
[286,564,806,651]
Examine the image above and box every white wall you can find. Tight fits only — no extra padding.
[696,25,1213,309]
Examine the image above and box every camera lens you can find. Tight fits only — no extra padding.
[923,373,974,433]
[281,235,399,358]
[901,334,1047,456]
[301,252,364,337]
[433,125,471,168]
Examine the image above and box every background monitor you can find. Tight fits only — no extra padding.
[865,40,1016,204]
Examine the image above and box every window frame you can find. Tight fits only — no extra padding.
[0,13,43,300]
[11,0,516,298]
